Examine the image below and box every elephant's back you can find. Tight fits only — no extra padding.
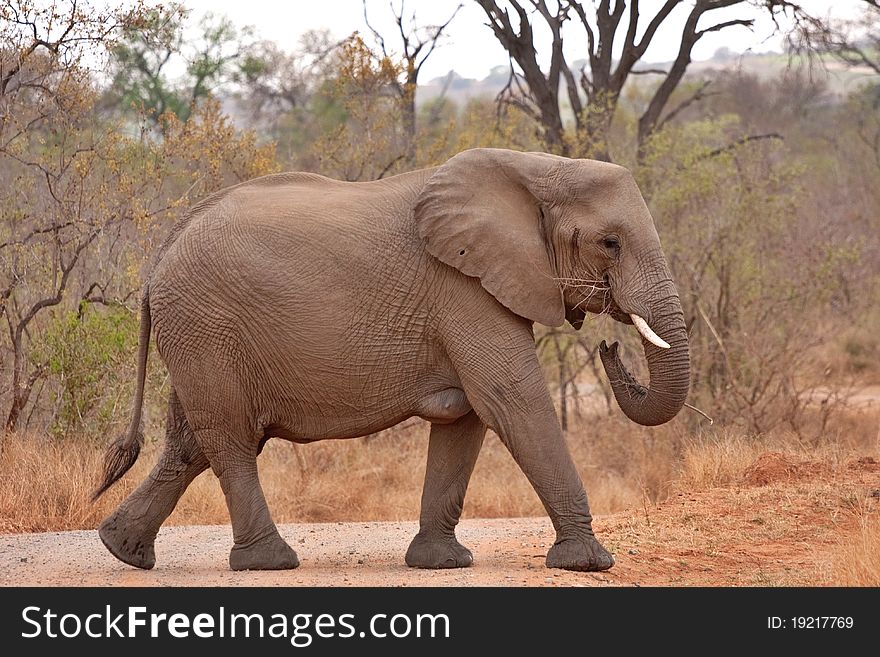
[152,170,412,274]
[159,168,430,263]
[147,168,439,373]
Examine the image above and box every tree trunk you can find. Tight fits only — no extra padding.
[402,72,417,165]
[580,100,615,161]
[5,344,28,433]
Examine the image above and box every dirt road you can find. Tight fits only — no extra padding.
[2,452,878,586]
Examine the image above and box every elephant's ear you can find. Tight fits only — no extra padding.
[414,148,566,327]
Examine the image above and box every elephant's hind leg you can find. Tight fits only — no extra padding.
[99,389,208,569]
[406,411,486,569]
[195,428,299,571]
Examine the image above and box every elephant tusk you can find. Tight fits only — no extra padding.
[630,314,670,349]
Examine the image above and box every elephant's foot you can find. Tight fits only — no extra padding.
[405,531,473,569]
[229,531,300,571]
[98,513,156,570]
[546,533,614,572]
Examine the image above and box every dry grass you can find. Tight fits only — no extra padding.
[0,414,675,532]
[1,405,878,573]
[830,511,880,586]
[678,431,765,490]
[0,436,131,533]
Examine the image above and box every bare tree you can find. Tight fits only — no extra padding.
[476,0,821,161]
[363,0,461,163]
[786,0,879,70]
[235,31,339,125]
[535,328,605,431]
[791,1,880,171]
[0,0,145,432]
[819,1,880,74]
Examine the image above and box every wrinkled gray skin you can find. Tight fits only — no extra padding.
[94,148,689,573]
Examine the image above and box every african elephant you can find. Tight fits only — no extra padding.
[94,147,689,573]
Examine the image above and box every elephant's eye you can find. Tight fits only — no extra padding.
[602,236,620,251]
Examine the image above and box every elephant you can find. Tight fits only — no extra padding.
[93,147,689,573]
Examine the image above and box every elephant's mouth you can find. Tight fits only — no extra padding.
[569,302,667,349]
[565,306,587,329]
[565,299,632,330]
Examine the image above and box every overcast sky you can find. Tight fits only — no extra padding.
[180,0,863,81]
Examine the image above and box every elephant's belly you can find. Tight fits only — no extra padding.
[262,385,472,442]
[414,387,472,424]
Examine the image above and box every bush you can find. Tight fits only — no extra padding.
[636,117,848,434]
[29,304,138,439]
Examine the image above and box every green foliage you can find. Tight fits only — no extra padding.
[29,305,138,438]
[108,4,188,120]
[107,3,251,124]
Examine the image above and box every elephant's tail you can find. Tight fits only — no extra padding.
[92,289,151,501]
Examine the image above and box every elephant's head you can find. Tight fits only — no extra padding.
[414,148,689,427]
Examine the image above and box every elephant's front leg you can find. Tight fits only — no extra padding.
[406,411,486,569]
[453,346,614,572]
[503,404,613,571]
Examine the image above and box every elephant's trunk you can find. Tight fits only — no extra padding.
[598,283,690,426]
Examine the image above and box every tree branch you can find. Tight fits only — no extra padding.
[699,18,754,36]
[413,4,462,78]
[612,0,680,90]
[657,80,715,130]
[0,220,77,250]
[478,0,567,151]
[533,0,582,125]
[630,67,668,75]
[362,0,389,58]
[13,229,100,344]
[376,153,406,179]
[634,0,681,58]
[637,0,716,155]
[701,132,784,159]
